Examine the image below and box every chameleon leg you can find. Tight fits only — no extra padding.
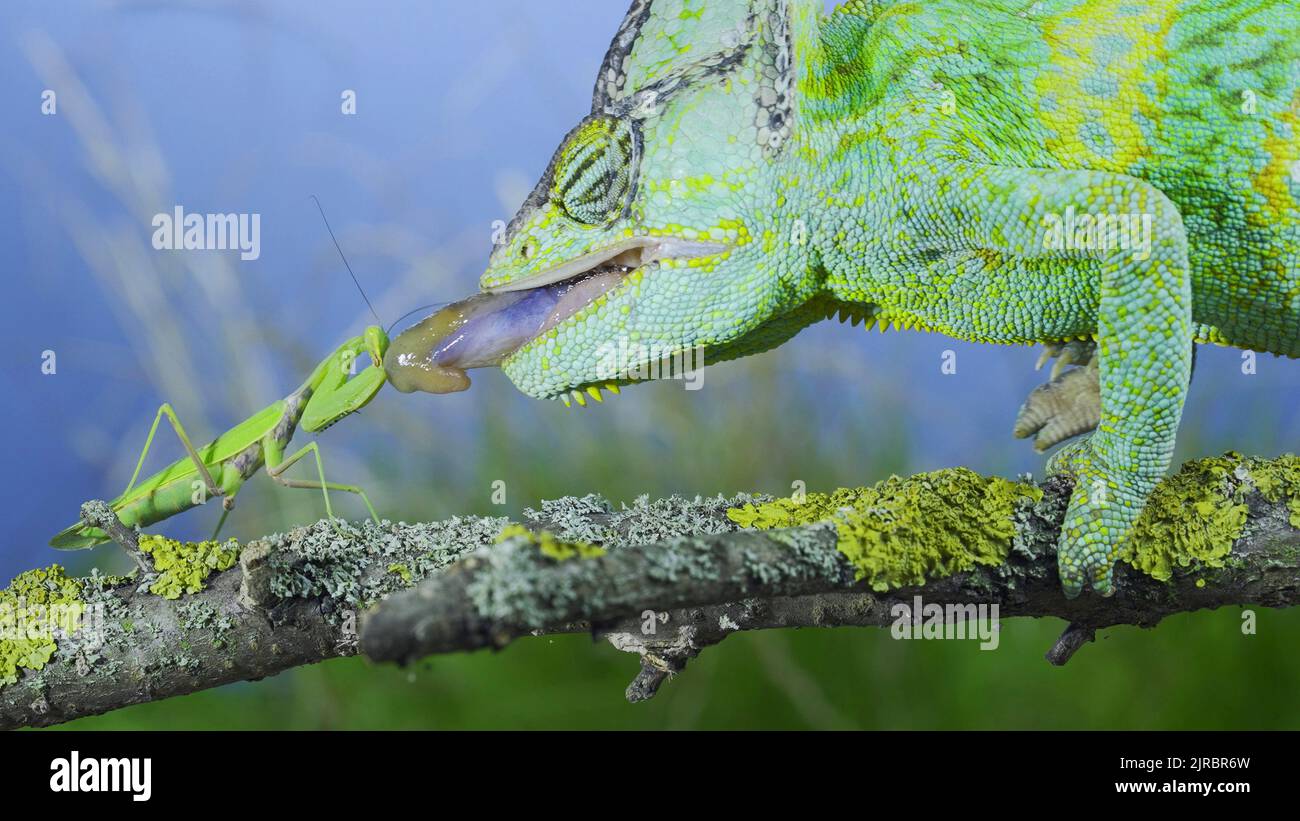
[264,441,380,525]
[1016,343,1199,453]
[1061,205,1191,597]
[124,403,223,504]
[892,165,1192,596]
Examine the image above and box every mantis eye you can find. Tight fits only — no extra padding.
[551,116,636,226]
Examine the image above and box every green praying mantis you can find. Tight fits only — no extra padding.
[49,198,466,550]
[50,326,393,548]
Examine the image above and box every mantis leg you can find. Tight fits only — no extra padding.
[264,441,380,524]
[210,486,241,540]
[125,403,223,503]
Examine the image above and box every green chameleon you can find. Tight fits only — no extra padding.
[396,0,1300,598]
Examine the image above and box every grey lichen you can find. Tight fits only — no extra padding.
[524,494,617,542]
[177,601,234,648]
[526,491,771,547]
[459,516,852,628]
[259,516,509,619]
[464,540,589,625]
[760,523,848,585]
[616,493,768,545]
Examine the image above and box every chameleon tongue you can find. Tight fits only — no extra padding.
[384,271,625,394]
[383,292,524,394]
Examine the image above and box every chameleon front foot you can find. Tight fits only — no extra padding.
[1014,342,1100,452]
[1044,437,1141,599]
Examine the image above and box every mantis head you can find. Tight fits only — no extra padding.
[476,0,826,402]
[302,325,390,432]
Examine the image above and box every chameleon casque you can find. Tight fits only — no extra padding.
[385,0,1300,598]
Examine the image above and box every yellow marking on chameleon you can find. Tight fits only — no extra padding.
[1252,88,1300,223]
[1036,0,1172,171]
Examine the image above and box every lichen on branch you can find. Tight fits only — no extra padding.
[2,453,1298,729]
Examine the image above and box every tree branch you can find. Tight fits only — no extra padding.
[4,455,1298,728]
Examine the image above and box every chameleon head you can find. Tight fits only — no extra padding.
[471,0,826,401]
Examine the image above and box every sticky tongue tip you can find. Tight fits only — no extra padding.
[392,365,471,394]
[383,268,631,395]
[384,346,472,394]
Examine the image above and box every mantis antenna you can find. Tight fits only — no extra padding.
[310,194,451,336]
[387,302,452,336]
[310,194,383,326]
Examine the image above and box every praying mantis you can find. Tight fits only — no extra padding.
[50,196,476,551]
[50,195,525,550]
[50,327,392,548]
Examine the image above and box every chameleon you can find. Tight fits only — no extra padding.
[384,0,1300,598]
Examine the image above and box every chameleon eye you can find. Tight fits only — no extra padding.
[551,116,636,226]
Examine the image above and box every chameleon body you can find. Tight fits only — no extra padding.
[458,0,1299,597]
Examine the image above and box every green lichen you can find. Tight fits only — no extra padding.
[139,535,240,600]
[0,565,86,686]
[387,563,413,584]
[728,468,1040,591]
[496,524,606,560]
[1123,453,1300,582]
[1244,453,1300,529]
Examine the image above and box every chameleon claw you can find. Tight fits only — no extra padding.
[1059,563,1085,600]
[1049,339,1093,380]
[1091,565,1116,597]
[1016,344,1101,452]
[1034,343,1061,371]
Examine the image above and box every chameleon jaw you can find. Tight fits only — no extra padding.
[492,235,732,403]
[484,236,729,294]
[384,237,728,397]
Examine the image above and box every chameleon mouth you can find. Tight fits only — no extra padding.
[486,237,727,293]
[383,237,727,395]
